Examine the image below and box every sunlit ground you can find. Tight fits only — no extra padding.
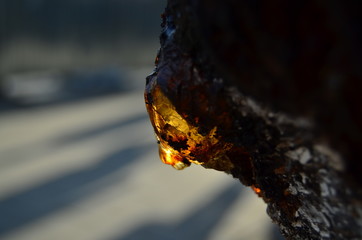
[0,69,280,239]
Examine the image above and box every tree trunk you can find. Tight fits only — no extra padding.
[145,0,362,239]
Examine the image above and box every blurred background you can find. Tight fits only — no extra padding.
[0,1,282,239]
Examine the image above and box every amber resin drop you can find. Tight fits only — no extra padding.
[144,74,233,170]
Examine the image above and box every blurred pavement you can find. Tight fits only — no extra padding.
[0,69,279,240]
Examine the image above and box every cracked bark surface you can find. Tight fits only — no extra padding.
[145,0,362,239]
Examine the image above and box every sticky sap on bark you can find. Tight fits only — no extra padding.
[145,83,222,170]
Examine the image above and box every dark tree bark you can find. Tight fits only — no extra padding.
[145,0,362,239]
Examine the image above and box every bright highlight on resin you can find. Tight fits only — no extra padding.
[145,85,220,170]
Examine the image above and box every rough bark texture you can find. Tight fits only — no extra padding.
[145,0,362,239]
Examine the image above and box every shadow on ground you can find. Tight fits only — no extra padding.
[0,143,153,236]
[113,184,243,240]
